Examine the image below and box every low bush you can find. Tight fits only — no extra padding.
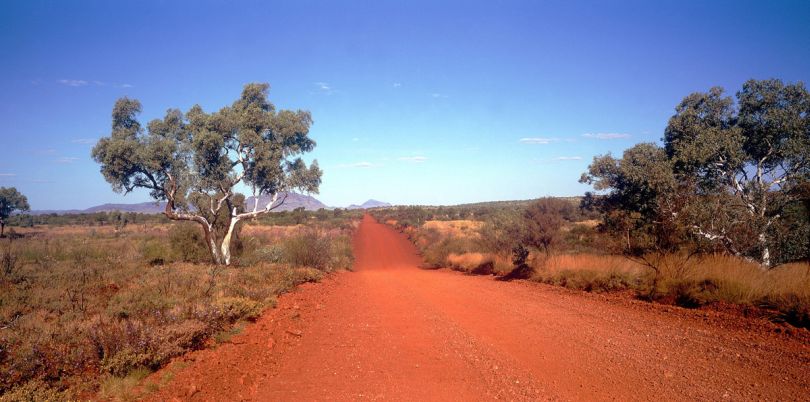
[759,293,810,328]
[0,220,357,397]
[168,223,210,263]
[666,279,721,308]
[0,380,65,402]
[446,253,495,275]
[281,229,353,272]
[421,235,478,268]
[376,208,810,330]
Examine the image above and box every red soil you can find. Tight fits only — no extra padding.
[145,215,810,401]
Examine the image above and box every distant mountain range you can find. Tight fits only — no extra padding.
[28,193,389,215]
[347,199,392,210]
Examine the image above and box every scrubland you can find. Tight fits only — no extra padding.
[372,206,810,330]
[0,214,358,400]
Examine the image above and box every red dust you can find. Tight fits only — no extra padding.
[144,215,809,401]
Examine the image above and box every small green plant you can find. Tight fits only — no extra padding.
[502,245,534,280]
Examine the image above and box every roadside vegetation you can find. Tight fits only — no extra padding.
[369,78,809,331]
[0,211,359,400]
[372,201,809,329]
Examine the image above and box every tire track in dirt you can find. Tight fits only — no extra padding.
[145,214,810,401]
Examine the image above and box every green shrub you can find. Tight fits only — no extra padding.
[282,231,332,271]
[421,236,477,268]
[101,349,157,377]
[168,223,210,263]
[0,379,67,402]
[214,296,264,322]
[140,238,171,266]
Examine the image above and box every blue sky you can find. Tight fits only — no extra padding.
[1,0,809,210]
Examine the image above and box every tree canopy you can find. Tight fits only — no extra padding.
[0,187,30,237]
[93,83,322,265]
[582,79,809,267]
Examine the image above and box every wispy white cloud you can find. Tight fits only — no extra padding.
[35,148,58,156]
[55,157,80,164]
[58,79,88,87]
[0,173,16,177]
[338,161,377,168]
[313,82,335,95]
[352,137,359,142]
[552,156,583,161]
[71,138,96,145]
[398,156,428,163]
[57,79,133,88]
[519,137,559,144]
[431,93,448,99]
[393,82,402,88]
[582,132,631,140]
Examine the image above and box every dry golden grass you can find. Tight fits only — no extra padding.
[0,219,356,398]
[445,252,513,275]
[422,220,483,238]
[685,256,810,304]
[530,252,810,317]
[539,253,644,276]
[447,252,488,271]
[242,223,305,243]
[573,219,601,228]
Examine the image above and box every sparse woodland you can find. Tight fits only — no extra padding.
[0,212,359,400]
[0,79,807,399]
[371,79,809,328]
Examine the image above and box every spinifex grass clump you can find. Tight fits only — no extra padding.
[0,219,355,399]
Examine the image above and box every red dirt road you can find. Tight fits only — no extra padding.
[147,215,809,401]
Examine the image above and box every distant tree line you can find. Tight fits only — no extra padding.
[7,211,169,228]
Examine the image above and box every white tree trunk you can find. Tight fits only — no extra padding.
[220,214,240,266]
[759,232,771,269]
[202,224,223,265]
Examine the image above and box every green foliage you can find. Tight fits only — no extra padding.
[582,79,810,267]
[0,187,30,237]
[477,209,523,255]
[8,212,169,227]
[281,230,353,271]
[92,83,323,265]
[0,379,67,402]
[580,143,676,224]
[213,297,264,322]
[421,235,477,268]
[502,244,534,280]
[522,198,569,255]
[662,79,810,266]
[168,223,215,263]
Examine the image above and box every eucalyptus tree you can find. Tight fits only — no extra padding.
[0,187,30,237]
[93,83,322,265]
[580,143,685,256]
[664,79,809,267]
